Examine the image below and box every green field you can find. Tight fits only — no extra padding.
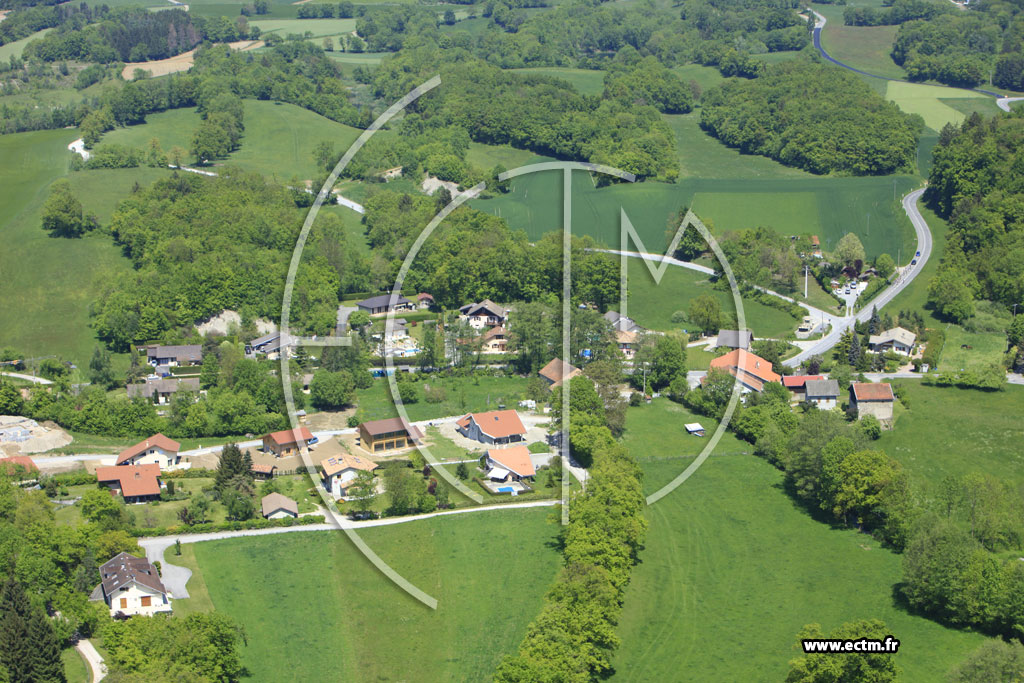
[0,28,53,60]
[885,81,991,133]
[937,324,1007,372]
[0,131,173,365]
[465,141,540,172]
[878,383,1024,488]
[509,67,606,95]
[472,170,918,260]
[103,99,362,181]
[250,17,355,38]
[60,647,89,683]
[354,375,531,422]
[815,4,905,80]
[189,509,560,681]
[670,63,725,95]
[613,455,987,682]
[623,259,800,339]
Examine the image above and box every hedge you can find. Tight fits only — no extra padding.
[922,327,946,369]
[131,514,327,537]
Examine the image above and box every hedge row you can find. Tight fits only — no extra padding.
[131,514,327,537]
[922,327,946,368]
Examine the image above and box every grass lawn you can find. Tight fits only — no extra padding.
[885,81,991,133]
[623,259,800,339]
[0,28,53,60]
[508,67,606,95]
[877,382,1024,488]
[937,324,1007,373]
[102,100,362,181]
[166,543,215,616]
[815,4,905,80]
[0,131,165,367]
[613,455,988,682]
[189,509,561,681]
[471,167,918,261]
[465,141,540,171]
[670,63,725,95]
[60,646,89,683]
[354,375,530,422]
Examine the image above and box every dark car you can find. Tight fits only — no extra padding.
[911,259,917,265]
[915,251,921,257]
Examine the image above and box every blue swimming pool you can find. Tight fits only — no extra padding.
[497,486,515,493]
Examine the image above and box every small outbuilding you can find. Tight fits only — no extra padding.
[685,423,705,437]
[261,492,298,519]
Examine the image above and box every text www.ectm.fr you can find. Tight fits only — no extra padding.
[802,637,900,654]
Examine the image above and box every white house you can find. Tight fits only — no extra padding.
[93,552,172,617]
[321,450,378,499]
[261,492,298,519]
[804,379,840,410]
[115,433,186,470]
[457,410,527,446]
[868,327,916,355]
[459,300,507,329]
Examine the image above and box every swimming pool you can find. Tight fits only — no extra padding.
[497,486,515,493]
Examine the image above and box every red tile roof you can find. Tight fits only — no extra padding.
[851,382,894,402]
[487,446,535,477]
[251,463,277,474]
[458,410,527,440]
[709,349,781,386]
[539,358,581,386]
[264,426,314,447]
[782,375,825,389]
[96,464,162,498]
[0,456,38,475]
[116,433,180,465]
[321,453,378,477]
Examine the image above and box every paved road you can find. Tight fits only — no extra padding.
[76,638,106,682]
[784,188,932,367]
[140,499,558,598]
[997,97,1024,112]
[0,371,53,384]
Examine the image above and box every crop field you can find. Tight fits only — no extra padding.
[188,508,560,681]
[613,454,987,682]
[102,100,361,181]
[0,131,173,366]
[472,170,918,260]
[509,67,606,95]
[878,383,1024,488]
[885,81,991,133]
[622,259,800,339]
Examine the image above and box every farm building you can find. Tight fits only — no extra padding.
[850,382,895,424]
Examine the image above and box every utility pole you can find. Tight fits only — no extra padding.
[804,265,809,299]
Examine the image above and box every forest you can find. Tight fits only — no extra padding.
[925,112,1024,325]
[700,59,920,175]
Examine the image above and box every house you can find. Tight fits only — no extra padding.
[481,326,508,353]
[261,492,298,519]
[96,464,162,503]
[782,375,825,402]
[358,417,422,454]
[416,293,435,309]
[539,358,581,389]
[262,427,314,457]
[485,445,536,482]
[459,300,507,329]
[616,329,639,360]
[321,450,378,499]
[685,423,705,437]
[383,319,409,342]
[869,327,917,355]
[251,463,276,479]
[357,293,414,316]
[245,332,297,360]
[708,349,781,393]
[804,379,840,410]
[126,377,201,404]
[0,456,39,478]
[143,344,202,368]
[850,382,895,423]
[116,433,184,470]
[93,552,171,617]
[604,311,641,334]
[715,330,753,350]
[457,410,527,446]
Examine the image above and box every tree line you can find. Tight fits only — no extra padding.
[843,0,947,27]
[700,59,921,175]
